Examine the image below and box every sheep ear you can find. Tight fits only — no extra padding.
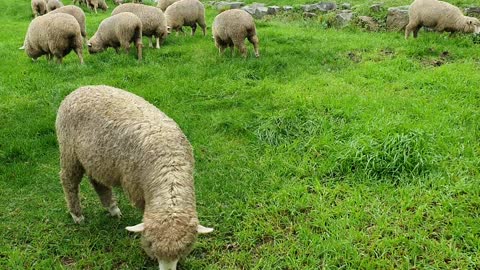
[197,224,214,234]
[126,223,145,232]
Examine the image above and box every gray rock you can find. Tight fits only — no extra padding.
[303,12,317,18]
[387,6,410,31]
[357,16,379,31]
[301,4,317,12]
[341,3,351,10]
[465,7,480,18]
[370,3,384,13]
[267,6,280,15]
[317,2,337,12]
[283,5,293,12]
[215,1,245,10]
[241,4,268,19]
[335,10,354,28]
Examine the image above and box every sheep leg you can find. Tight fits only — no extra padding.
[89,178,122,218]
[198,20,207,36]
[413,26,422,38]
[179,27,185,36]
[60,157,85,224]
[75,47,84,65]
[149,37,154,48]
[136,42,142,61]
[229,43,234,56]
[405,22,419,39]
[234,39,247,58]
[248,35,260,58]
[155,37,160,49]
[191,24,197,36]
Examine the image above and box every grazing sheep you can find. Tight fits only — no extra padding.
[56,85,213,270]
[405,0,480,39]
[88,12,143,60]
[157,0,179,12]
[112,3,168,49]
[164,0,206,36]
[49,5,87,40]
[46,0,63,12]
[212,9,259,58]
[24,13,83,64]
[87,0,108,13]
[31,0,47,17]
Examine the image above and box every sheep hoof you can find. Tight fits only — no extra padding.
[108,205,122,218]
[70,213,85,224]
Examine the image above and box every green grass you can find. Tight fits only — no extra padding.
[1,0,480,269]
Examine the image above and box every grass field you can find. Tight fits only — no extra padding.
[1,0,480,269]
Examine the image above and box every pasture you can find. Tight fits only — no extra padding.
[1,0,480,268]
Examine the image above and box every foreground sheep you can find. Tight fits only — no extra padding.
[212,9,259,58]
[49,5,87,40]
[405,0,480,39]
[31,0,47,17]
[157,0,179,12]
[165,0,206,36]
[112,3,168,49]
[46,0,63,12]
[87,0,108,13]
[56,85,213,270]
[88,12,143,60]
[24,13,83,64]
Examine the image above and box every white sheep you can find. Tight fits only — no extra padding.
[164,0,206,36]
[88,12,143,60]
[46,0,63,12]
[157,0,180,12]
[31,0,47,17]
[56,85,213,270]
[112,3,169,49]
[49,5,87,41]
[23,13,83,64]
[405,0,480,39]
[212,9,260,58]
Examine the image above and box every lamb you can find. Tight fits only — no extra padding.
[46,0,63,12]
[157,0,179,12]
[164,0,206,36]
[86,0,108,14]
[88,12,143,60]
[212,9,260,58]
[112,3,168,49]
[31,0,47,17]
[49,5,87,41]
[56,85,214,270]
[23,13,83,64]
[405,0,480,39]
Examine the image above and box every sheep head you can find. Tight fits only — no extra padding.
[464,16,480,34]
[126,218,213,270]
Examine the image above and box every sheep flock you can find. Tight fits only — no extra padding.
[17,0,480,269]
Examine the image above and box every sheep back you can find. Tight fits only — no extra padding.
[47,0,63,12]
[49,5,87,38]
[24,13,83,63]
[157,0,179,12]
[112,3,168,41]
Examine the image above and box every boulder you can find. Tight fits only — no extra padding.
[215,1,245,10]
[335,10,354,28]
[241,4,268,19]
[341,3,351,10]
[370,3,384,13]
[357,16,379,31]
[267,6,280,15]
[386,6,409,31]
[283,5,293,12]
[465,7,480,18]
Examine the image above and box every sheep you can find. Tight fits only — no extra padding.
[112,3,168,49]
[24,13,83,64]
[157,0,179,12]
[164,0,206,36]
[49,5,87,41]
[31,0,47,17]
[212,9,260,58]
[405,0,480,39]
[86,0,108,14]
[87,12,143,60]
[46,0,63,12]
[56,85,214,270]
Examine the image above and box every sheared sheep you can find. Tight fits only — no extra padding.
[87,0,108,13]
[157,0,179,12]
[164,0,206,36]
[112,3,168,49]
[31,0,47,17]
[88,12,143,60]
[24,13,83,64]
[56,85,213,270]
[49,5,87,40]
[405,0,480,39]
[212,9,260,58]
[46,0,63,12]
